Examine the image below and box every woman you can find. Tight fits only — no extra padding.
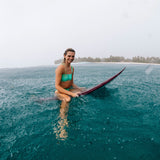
[55,48,83,103]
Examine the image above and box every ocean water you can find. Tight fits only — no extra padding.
[0,63,160,160]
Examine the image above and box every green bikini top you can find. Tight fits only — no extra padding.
[61,65,73,82]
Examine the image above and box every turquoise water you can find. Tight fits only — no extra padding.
[0,63,160,160]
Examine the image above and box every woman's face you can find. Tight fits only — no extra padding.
[64,51,75,64]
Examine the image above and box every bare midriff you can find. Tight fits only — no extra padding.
[60,80,72,89]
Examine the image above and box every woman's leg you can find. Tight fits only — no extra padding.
[55,90,71,103]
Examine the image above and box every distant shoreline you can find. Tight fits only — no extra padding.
[92,61,160,65]
[54,56,160,65]
[1,61,160,70]
[70,61,160,66]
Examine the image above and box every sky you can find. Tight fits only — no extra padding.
[0,0,160,68]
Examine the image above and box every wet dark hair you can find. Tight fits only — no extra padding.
[63,48,75,63]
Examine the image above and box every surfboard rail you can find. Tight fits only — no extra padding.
[78,67,126,96]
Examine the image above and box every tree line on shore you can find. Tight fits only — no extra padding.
[54,56,160,64]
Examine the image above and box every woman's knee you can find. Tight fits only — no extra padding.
[55,90,71,102]
[64,96,71,103]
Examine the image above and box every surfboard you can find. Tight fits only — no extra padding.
[36,67,126,102]
[78,67,126,96]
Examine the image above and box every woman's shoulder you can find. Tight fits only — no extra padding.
[59,63,65,68]
[56,64,65,72]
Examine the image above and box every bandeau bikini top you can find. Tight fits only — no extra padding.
[61,65,73,82]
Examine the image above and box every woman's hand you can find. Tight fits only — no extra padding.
[71,92,80,97]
